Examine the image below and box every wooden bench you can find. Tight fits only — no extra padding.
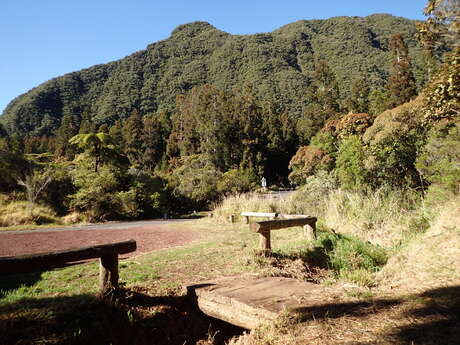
[241,211,278,224]
[249,217,317,252]
[0,239,136,296]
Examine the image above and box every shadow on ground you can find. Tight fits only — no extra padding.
[0,288,245,345]
[290,285,460,345]
[0,271,43,298]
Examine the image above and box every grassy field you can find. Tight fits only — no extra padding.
[1,200,459,344]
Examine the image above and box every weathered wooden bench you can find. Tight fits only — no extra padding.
[241,211,277,224]
[250,216,317,251]
[0,239,136,296]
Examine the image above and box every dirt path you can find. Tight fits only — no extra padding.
[0,222,200,259]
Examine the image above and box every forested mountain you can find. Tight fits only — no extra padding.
[1,14,426,136]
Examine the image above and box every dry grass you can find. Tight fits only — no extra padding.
[377,196,460,293]
[0,201,60,227]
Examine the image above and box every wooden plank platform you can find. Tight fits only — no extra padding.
[186,274,340,329]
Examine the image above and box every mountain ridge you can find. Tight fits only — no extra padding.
[1,14,426,136]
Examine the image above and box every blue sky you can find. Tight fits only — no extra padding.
[0,0,427,114]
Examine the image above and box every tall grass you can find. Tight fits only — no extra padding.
[214,173,426,247]
[0,200,59,227]
[377,195,460,292]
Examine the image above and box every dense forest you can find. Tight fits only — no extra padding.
[1,14,428,136]
[0,7,458,225]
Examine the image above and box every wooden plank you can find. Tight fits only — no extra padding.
[187,275,339,329]
[250,217,317,233]
[241,212,278,218]
[278,214,312,219]
[0,239,136,275]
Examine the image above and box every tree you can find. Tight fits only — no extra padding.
[69,132,119,172]
[386,33,418,108]
[335,135,369,190]
[298,59,341,144]
[55,114,78,158]
[17,172,52,205]
[346,76,370,113]
[417,0,460,52]
[123,109,144,167]
[142,112,169,171]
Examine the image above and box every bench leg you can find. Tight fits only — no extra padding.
[303,222,316,241]
[259,231,271,252]
[99,254,119,296]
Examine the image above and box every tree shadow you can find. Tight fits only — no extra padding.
[391,285,460,345]
[291,298,401,321]
[289,285,460,345]
[0,289,245,345]
[0,271,43,298]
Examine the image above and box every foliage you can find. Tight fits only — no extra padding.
[297,59,340,144]
[345,76,370,113]
[0,150,28,193]
[386,33,418,109]
[288,146,333,185]
[167,154,222,209]
[363,98,426,188]
[416,120,460,203]
[417,0,460,51]
[216,168,258,197]
[68,157,125,221]
[335,135,369,190]
[69,132,125,172]
[315,231,388,286]
[368,88,390,116]
[422,48,460,122]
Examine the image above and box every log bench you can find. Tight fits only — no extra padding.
[249,217,317,252]
[0,239,136,296]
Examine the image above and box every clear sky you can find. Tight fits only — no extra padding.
[0,0,427,114]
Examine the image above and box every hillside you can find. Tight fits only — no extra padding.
[0,14,425,136]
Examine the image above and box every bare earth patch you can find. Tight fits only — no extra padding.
[0,225,200,258]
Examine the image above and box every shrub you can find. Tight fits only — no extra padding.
[416,120,460,205]
[314,231,388,286]
[167,154,222,209]
[69,157,126,221]
[216,168,257,197]
[288,146,333,185]
[335,135,369,190]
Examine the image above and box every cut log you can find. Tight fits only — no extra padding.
[187,275,339,329]
[250,217,317,233]
[0,239,136,275]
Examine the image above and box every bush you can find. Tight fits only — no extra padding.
[335,135,369,190]
[288,146,333,185]
[283,171,338,216]
[167,154,222,209]
[316,231,388,286]
[416,120,460,205]
[69,157,126,222]
[216,168,258,197]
